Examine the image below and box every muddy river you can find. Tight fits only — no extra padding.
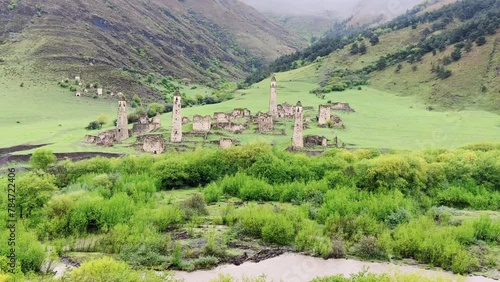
[174,253,497,282]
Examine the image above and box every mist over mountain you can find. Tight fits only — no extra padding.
[240,0,422,20]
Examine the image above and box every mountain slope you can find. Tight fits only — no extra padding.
[0,0,304,98]
[247,0,500,113]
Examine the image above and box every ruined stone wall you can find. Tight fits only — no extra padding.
[212,123,247,134]
[330,115,345,128]
[171,91,182,143]
[292,102,304,149]
[182,117,191,124]
[277,103,295,119]
[193,115,212,132]
[138,135,166,154]
[85,129,118,147]
[231,108,251,119]
[304,135,328,147]
[257,113,274,133]
[132,113,161,135]
[269,76,278,117]
[152,113,161,125]
[219,138,234,149]
[331,102,355,112]
[214,112,231,123]
[318,105,331,126]
[116,101,129,141]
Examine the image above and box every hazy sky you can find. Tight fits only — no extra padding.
[240,0,422,17]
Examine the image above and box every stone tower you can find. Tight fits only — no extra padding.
[171,90,182,143]
[116,99,129,141]
[269,76,278,117]
[318,105,331,126]
[292,101,304,149]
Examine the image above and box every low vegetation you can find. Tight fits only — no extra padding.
[0,143,499,280]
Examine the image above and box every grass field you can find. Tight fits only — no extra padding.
[1,61,500,154]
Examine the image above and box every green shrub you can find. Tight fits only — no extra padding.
[30,149,57,170]
[354,154,427,193]
[204,182,223,203]
[473,215,500,242]
[64,256,166,281]
[236,204,272,237]
[204,228,226,257]
[295,220,320,253]
[146,206,185,232]
[331,238,346,258]
[239,177,273,201]
[191,256,219,269]
[353,235,385,259]
[262,214,295,245]
[119,243,168,267]
[313,236,333,259]
[181,193,208,218]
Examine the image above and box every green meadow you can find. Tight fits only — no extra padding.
[1,61,499,153]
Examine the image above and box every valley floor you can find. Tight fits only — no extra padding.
[1,64,499,157]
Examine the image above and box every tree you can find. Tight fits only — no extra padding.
[464,41,473,52]
[85,121,100,130]
[97,114,109,129]
[131,95,142,108]
[350,43,359,55]
[369,35,379,46]
[476,36,487,46]
[376,57,387,70]
[359,43,367,55]
[147,103,164,117]
[17,172,57,218]
[30,149,57,170]
[451,48,462,61]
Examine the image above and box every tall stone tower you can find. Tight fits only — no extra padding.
[292,101,304,149]
[269,76,278,117]
[318,105,331,126]
[116,98,129,141]
[171,90,182,143]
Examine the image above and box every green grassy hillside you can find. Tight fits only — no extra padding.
[248,0,500,113]
[3,61,498,154]
[0,0,305,100]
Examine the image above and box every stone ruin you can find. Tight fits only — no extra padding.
[97,88,103,96]
[211,111,249,134]
[212,123,248,134]
[318,105,345,128]
[219,138,236,149]
[85,99,132,147]
[330,115,345,128]
[257,112,274,133]
[214,112,232,123]
[269,76,278,117]
[85,131,118,147]
[193,115,212,132]
[277,103,296,119]
[304,135,328,147]
[318,105,331,126]
[231,108,251,119]
[331,102,355,112]
[132,113,161,135]
[116,100,129,141]
[137,134,165,154]
[182,117,191,124]
[292,101,304,149]
[171,90,183,143]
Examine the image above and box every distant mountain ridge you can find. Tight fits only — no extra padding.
[0,0,305,98]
